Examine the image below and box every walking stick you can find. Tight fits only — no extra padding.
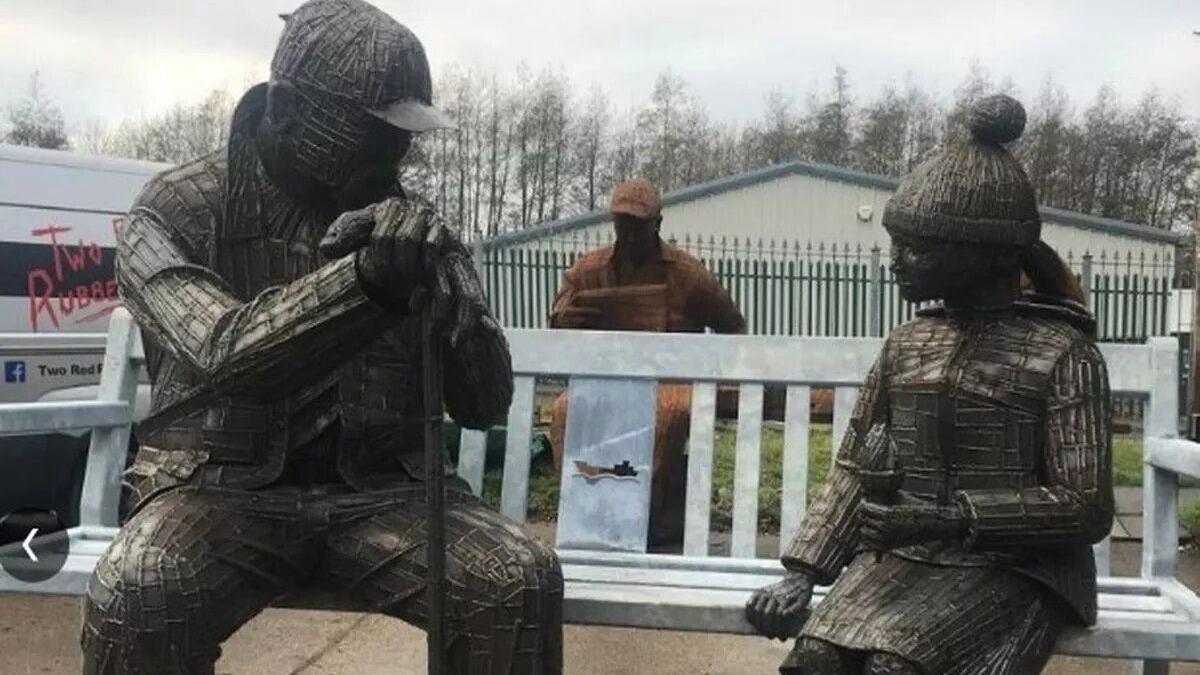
[421,296,447,675]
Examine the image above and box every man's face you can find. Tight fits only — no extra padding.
[613,213,660,259]
[889,234,1001,302]
[273,84,412,209]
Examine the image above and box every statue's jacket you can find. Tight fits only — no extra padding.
[783,298,1114,625]
[115,84,512,512]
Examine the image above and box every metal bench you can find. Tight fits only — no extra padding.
[2,308,1199,673]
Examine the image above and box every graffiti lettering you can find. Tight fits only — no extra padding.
[26,225,119,331]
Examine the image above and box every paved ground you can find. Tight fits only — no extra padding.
[3,491,1199,674]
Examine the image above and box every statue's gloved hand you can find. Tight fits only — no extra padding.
[328,197,439,311]
[856,497,970,551]
[744,572,813,640]
[423,234,495,347]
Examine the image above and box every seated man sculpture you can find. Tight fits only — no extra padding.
[80,1,561,673]
[746,94,1114,675]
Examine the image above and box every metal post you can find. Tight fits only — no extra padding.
[422,306,447,674]
[868,245,882,337]
[1081,252,1093,311]
[1190,226,1200,440]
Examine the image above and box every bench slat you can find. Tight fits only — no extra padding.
[562,564,780,592]
[506,330,883,384]
[500,375,536,523]
[831,386,858,459]
[731,383,764,558]
[457,429,488,497]
[563,581,1200,660]
[561,564,1175,615]
[780,385,811,552]
[556,550,1171,599]
[0,401,130,435]
[683,382,717,557]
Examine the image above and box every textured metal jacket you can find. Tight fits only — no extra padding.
[549,240,746,334]
[117,84,512,509]
[783,299,1114,624]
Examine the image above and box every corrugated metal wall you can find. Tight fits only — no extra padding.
[498,172,1175,264]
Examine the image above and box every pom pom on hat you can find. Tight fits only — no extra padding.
[881,93,1040,246]
[968,94,1026,146]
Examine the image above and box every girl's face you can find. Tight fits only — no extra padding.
[889,235,1017,303]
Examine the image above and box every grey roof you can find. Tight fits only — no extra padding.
[482,160,1185,250]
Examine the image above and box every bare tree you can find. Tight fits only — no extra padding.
[807,66,853,166]
[5,72,69,150]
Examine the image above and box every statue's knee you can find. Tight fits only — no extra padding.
[864,652,921,675]
[471,534,562,621]
[511,538,562,604]
[527,538,562,593]
[781,637,850,675]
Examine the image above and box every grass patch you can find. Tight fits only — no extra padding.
[1182,500,1200,541]
[1111,436,1200,488]
[482,426,1163,528]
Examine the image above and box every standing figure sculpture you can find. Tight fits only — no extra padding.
[548,178,745,547]
[80,1,562,673]
[745,95,1113,675]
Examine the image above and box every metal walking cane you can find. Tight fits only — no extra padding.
[421,290,447,675]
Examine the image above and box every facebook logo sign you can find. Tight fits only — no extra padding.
[4,361,26,383]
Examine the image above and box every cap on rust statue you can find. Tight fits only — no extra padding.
[80,1,562,673]
[745,94,1114,675]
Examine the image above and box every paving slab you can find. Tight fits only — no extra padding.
[0,593,81,675]
[1115,487,1200,516]
[217,608,368,675]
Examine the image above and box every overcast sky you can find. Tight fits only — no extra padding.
[2,0,1198,131]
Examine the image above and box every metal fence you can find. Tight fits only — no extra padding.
[480,231,1180,344]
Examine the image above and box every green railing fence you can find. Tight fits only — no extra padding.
[479,231,1180,344]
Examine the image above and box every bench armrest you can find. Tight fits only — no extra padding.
[1142,437,1200,579]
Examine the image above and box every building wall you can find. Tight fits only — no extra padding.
[480,171,1180,340]
[504,172,1176,265]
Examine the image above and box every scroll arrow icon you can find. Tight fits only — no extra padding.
[22,528,38,562]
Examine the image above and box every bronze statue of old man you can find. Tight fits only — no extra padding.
[81,1,561,673]
[746,94,1114,675]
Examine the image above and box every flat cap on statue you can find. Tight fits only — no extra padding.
[272,0,455,132]
[610,178,663,220]
[882,94,1040,246]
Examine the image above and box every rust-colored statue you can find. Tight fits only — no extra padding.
[745,95,1114,674]
[81,2,561,673]
[549,178,746,546]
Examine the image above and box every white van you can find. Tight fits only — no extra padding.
[0,144,166,401]
[0,144,167,534]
